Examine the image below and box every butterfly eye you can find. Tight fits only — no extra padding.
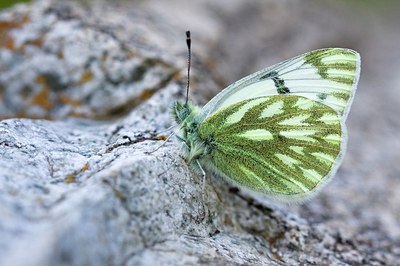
[187,121,198,134]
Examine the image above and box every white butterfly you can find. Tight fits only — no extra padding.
[173,32,360,202]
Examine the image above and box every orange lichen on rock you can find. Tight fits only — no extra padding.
[64,174,76,183]
[35,75,47,85]
[31,87,53,111]
[80,163,89,171]
[25,34,45,47]
[2,34,15,50]
[156,135,167,141]
[78,70,94,84]
[58,94,82,107]
[0,14,30,50]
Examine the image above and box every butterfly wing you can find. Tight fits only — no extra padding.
[198,95,345,201]
[199,48,360,123]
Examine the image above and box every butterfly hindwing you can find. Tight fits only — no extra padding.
[198,95,344,200]
[200,48,360,122]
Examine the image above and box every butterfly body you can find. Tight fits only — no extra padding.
[173,102,208,164]
[173,48,360,202]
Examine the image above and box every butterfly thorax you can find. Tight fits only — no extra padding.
[173,102,211,163]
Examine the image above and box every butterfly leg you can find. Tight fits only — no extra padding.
[194,159,209,220]
[155,124,177,135]
[195,159,206,198]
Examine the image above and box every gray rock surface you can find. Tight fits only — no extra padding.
[1,0,399,265]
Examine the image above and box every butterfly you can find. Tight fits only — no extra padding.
[173,32,360,202]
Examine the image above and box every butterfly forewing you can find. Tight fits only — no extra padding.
[198,95,344,199]
[200,48,360,122]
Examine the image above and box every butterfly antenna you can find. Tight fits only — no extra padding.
[185,30,191,106]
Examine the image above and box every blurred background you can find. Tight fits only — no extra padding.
[0,0,30,9]
[1,0,399,262]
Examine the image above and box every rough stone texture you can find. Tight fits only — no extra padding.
[1,0,399,265]
[0,0,178,119]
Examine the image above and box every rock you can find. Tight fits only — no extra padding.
[0,0,178,119]
[0,0,399,265]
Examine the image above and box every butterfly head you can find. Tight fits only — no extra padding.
[172,101,201,137]
[172,101,194,124]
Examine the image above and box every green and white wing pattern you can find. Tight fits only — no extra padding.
[200,48,360,122]
[198,95,345,200]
